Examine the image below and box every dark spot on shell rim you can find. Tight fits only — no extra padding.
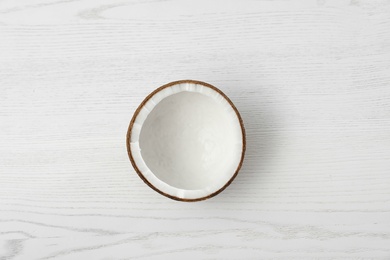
[126,80,246,202]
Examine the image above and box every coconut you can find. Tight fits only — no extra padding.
[126,80,246,201]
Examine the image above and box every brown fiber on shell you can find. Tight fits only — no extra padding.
[126,80,246,202]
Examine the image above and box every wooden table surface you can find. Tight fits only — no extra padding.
[1,0,390,259]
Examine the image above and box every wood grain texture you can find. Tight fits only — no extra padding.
[1,0,390,259]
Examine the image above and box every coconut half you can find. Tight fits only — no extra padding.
[127,80,246,201]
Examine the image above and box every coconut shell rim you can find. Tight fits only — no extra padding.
[126,79,246,202]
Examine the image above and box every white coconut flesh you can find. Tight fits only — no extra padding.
[130,82,244,200]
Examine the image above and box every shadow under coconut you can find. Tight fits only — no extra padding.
[206,85,282,204]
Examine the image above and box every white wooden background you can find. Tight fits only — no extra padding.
[1,0,390,259]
